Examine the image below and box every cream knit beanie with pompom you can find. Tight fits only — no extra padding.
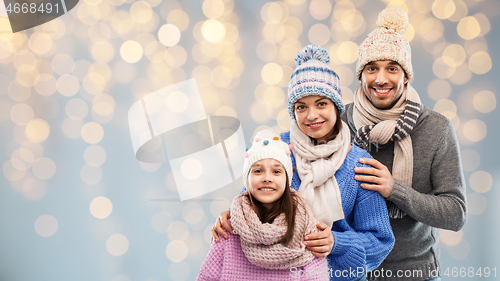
[356,7,413,80]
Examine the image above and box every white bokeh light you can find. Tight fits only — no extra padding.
[166,90,189,113]
[90,196,113,219]
[167,221,189,241]
[469,170,492,193]
[166,240,188,262]
[439,229,463,246]
[32,157,56,180]
[182,203,205,225]
[180,158,203,180]
[34,215,58,237]
[158,24,181,47]
[21,177,46,201]
[84,145,107,167]
[106,234,129,257]
[210,198,230,218]
[467,193,487,215]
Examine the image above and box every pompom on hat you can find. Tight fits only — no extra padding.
[356,7,413,80]
[287,45,344,120]
[242,130,293,189]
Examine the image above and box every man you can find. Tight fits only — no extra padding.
[341,7,467,281]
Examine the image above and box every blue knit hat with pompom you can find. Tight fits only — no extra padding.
[287,45,343,120]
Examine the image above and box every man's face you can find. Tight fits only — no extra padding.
[360,60,408,109]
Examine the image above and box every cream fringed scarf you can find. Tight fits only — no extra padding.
[230,190,320,270]
[352,84,421,218]
[290,120,351,228]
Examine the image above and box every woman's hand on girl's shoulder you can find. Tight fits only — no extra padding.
[211,210,232,243]
[303,223,334,258]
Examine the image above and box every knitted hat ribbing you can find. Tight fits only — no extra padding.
[287,45,344,120]
[242,130,293,189]
[356,7,413,80]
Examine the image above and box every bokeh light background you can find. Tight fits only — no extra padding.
[0,0,498,280]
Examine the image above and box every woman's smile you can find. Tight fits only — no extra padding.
[305,121,325,130]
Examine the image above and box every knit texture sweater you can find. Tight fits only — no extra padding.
[196,219,329,281]
[243,134,395,281]
[342,103,467,281]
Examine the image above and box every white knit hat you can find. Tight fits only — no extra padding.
[356,7,413,80]
[242,130,293,189]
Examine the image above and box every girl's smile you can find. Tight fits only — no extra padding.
[258,187,276,193]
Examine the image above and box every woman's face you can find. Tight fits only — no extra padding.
[294,95,337,142]
[248,158,287,210]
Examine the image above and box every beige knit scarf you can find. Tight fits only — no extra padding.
[352,84,421,218]
[230,190,320,270]
[290,120,351,228]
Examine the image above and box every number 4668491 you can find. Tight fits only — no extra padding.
[6,2,60,14]
[443,267,496,278]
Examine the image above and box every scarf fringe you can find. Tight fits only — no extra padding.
[386,201,406,219]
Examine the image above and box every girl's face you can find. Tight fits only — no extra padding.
[248,158,287,210]
[294,95,337,142]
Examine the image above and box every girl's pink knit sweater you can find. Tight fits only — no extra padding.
[196,222,329,281]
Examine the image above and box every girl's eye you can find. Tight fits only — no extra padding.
[253,169,261,173]
[389,67,398,72]
[318,102,327,106]
[274,170,281,174]
[296,105,305,111]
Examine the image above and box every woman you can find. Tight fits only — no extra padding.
[212,45,394,281]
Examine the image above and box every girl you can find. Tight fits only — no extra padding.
[197,130,329,281]
[212,45,395,281]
